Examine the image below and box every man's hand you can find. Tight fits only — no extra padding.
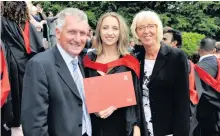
[95,106,117,119]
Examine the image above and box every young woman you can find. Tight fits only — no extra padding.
[83,12,144,136]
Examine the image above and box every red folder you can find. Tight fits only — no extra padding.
[83,71,137,113]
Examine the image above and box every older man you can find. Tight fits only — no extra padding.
[21,8,91,136]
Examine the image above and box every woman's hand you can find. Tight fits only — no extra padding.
[133,125,140,136]
[95,106,117,119]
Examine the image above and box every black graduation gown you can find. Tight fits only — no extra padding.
[1,16,44,127]
[191,56,220,136]
[83,51,145,136]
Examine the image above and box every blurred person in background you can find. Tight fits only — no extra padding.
[29,5,46,32]
[215,42,220,58]
[35,3,49,43]
[163,29,182,48]
[191,37,220,136]
[45,11,58,48]
[128,38,136,53]
[29,3,48,49]
[1,1,44,136]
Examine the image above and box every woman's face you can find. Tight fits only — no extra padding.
[136,17,157,47]
[100,16,120,47]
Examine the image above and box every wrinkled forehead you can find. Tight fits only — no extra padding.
[65,16,89,30]
[136,15,158,26]
[66,15,88,25]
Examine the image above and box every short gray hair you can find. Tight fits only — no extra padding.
[56,8,88,30]
[131,11,163,44]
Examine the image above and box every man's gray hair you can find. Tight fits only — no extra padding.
[56,8,88,30]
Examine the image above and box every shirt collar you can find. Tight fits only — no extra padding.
[57,43,78,66]
[199,54,214,62]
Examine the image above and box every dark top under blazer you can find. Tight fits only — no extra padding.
[134,43,190,136]
[21,46,85,136]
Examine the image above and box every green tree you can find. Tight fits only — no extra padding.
[33,1,220,41]
[182,32,205,56]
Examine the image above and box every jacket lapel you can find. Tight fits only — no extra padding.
[150,43,170,83]
[52,46,82,100]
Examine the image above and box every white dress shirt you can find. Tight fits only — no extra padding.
[57,44,92,136]
[199,54,214,62]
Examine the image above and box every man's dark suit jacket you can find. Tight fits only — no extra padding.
[21,46,84,136]
[193,56,220,136]
[134,43,190,136]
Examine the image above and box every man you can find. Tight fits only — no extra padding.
[48,11,53,17]
[163,29,182,48]
[215,42,220,58]
[21,8,92,136]
[192,37,220,136]
[34,3,49,46]
[162,28,193,72]
[45,11,58,48]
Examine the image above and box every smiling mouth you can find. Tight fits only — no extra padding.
[144,35,152,38]
[70,43,81,46]
[106,37,115,40]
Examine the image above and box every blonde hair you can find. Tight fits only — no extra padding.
[95,12,129,56]
[131,10,163,45]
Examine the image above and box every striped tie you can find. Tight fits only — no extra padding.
[72,58,91,136]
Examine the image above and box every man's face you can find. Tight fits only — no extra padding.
[56,15,88,57]
[163,32,177,48]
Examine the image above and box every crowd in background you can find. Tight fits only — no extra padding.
[1,1,220,136]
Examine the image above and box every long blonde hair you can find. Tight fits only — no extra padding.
[95,12,129,56]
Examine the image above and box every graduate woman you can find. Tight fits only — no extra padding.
[83,12,145,136]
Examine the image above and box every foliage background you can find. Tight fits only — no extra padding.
[33,1,220,56]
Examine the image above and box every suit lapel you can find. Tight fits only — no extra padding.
[52,46,82,100]
[150,44,170,82]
